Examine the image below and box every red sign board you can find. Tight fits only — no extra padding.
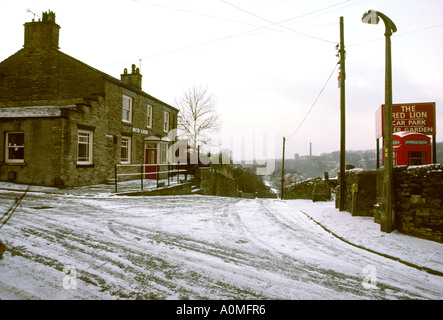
[375,102,436,139]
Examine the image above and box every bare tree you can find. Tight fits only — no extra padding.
[176,85,221,149]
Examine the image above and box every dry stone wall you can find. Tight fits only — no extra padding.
[335,169,377,217]
[336,164,443,243]
[196,167,238,198]
[285,176,332,201]
[393,164,443,243]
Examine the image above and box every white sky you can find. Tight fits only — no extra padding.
[1,0,442,160]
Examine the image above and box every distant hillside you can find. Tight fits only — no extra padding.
[269,141,443,179]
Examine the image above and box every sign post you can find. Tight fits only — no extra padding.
[363,9,397,233]
[375,102,436,166]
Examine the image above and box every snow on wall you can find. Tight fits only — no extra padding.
[336,164,443,243]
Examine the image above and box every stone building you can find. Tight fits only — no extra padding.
[0,11,178,187]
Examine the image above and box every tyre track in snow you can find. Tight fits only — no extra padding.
[212,198,295,260]
[0,193,211,299]
[211,198,252,245]
[210,198,434,299]
[257,199,443,299]
[5,216,219,299]
[228,200,380,297]
[2,194,333,299]
[1,194,280,299]
[61,195,443,299]
[1,191,442,299]
[209,198,409,299]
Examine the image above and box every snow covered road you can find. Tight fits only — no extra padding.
[0,190,442,300]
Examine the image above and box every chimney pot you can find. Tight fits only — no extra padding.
[24,10,60,50]
[121,65,142,90]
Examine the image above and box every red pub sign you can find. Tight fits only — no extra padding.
[375,102,436,139]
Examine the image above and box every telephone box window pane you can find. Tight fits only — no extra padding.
[408,151,425,166]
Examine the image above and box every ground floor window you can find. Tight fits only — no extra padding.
[159,142,168,164]
[77,130,93,165]
[121,136,131,164]
[5,132,24,163]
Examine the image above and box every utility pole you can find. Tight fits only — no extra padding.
[281,137,286,200]
[339,16,346,211]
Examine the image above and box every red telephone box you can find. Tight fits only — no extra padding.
[389,131,431,166]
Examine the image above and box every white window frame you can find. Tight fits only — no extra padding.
[122,95,133,123]
[163,111,170,133]
[158,142,168,164]
[5,132,25,164]
[121,136,131,164]
[77,130,93,165]
[147,104,153,128]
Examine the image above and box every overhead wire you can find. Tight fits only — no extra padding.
[217,0,338,43]
[348,22,443,47]
[286,63,339,142]
[99,0,357,68]
[129,0,271,28]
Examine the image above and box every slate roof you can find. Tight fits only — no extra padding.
[0,105,77,118]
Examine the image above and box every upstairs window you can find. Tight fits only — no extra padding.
[164,111,170,133]
[147,104,153,128]
[77,130,93,165]
[122,95,133,123]
[5,132,24,163]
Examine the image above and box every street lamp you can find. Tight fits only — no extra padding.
[362,10,397,233]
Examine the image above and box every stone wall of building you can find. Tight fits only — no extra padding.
[0,49,105,106]
[0,117,64,186]
[0,63,178,188]
[0,12,178,188]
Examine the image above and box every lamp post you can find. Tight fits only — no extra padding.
[362,10,397,233]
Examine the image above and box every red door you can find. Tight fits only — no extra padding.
[145,148,157,179]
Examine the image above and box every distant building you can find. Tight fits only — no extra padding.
[0,11,178,187]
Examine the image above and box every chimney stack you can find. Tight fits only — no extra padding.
[24,10,60,50]
[121,64,142,90]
